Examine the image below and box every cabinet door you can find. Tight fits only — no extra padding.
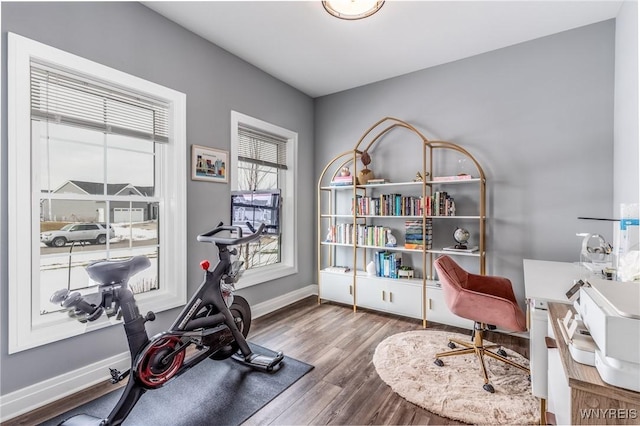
[547,346,571,425]
[357,276,422,319]
[319,271,354,305]
[426,286,473,329]
[356,276,387,312]
[386,280,422,319]
[529,306,549,399]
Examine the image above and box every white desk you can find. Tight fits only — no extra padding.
[523,259,582,307]
[523,259,582,401]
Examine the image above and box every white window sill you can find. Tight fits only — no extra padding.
[236,263,297,289]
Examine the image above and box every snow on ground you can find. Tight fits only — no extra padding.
[38,222,159,313]
[111,222,158,242]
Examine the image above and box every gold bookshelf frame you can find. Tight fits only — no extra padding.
[317,117,486,327]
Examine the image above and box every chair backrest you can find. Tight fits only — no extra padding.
[433,255,470,318]
[433,255,527,331]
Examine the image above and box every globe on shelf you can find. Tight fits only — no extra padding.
[453,227,470,250]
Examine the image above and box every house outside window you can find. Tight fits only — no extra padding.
[8,33,187,353]
[230,111,298,288]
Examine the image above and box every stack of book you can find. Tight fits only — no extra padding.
[404,219,432,249]
[330,175,354,186]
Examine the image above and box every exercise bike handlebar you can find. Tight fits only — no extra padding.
[197,222,265,246]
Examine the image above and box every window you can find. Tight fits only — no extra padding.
[230,111,297,288]
[8,33,187,353]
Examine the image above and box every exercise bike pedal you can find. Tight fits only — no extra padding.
[232,350,285,372]
[109,367,130,384]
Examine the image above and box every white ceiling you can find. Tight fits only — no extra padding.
[144,1,623,98]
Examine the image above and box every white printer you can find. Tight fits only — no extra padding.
[578,278,640,392]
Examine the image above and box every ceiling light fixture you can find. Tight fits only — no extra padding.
[322,0,385,20]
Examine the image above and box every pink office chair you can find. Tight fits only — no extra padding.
[433,255,530,393]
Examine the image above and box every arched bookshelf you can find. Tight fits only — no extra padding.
[317,117,486,328]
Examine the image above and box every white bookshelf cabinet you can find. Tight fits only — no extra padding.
[356,274,423,318]
[318,270,354,306]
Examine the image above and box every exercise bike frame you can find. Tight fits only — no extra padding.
[53,223,283,426]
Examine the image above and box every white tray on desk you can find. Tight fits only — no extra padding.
[556,313,596,366]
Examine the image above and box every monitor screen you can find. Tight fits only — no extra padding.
[230,190,281,235]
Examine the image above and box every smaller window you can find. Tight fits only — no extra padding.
[236,126,288,268]
[230,111,298,288]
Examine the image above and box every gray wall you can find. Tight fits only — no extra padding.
[613,0,639,210]
[314,20,616,306]
[1,2,314,394]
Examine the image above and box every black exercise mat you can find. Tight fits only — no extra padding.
[43,343,313,426]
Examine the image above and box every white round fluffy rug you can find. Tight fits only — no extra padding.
[373,330,539,425]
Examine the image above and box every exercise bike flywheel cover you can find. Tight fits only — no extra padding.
[135,336,185,388]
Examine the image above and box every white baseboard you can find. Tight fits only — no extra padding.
[250,284,318,319]
[0,352,131,422]
[0,284,318,422]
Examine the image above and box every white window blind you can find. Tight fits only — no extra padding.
[238,125,288,170]
[30,61,169,142]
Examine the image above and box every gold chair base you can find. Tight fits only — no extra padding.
[434,326,530,391]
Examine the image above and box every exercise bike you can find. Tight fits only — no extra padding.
[50,222,284,425]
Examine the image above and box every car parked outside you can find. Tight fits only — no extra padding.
[41,223,116,247]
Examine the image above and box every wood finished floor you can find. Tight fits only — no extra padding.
[5,296,529,426]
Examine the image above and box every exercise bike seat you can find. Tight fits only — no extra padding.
[86,256,151,285]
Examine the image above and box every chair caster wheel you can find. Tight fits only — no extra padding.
[434,359,444,367]
[448,341,456,349]
[483,383,495,393]
[497,349,507,357]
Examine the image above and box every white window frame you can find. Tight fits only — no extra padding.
[230,111,298,288]
[7,33,187,353]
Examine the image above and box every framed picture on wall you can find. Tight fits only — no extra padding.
[191,145,228,183]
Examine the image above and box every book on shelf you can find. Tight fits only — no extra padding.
[364,178,388,185]
[404,243,427,250]
[333,174,353,181]
[373,250,402,278]
[432,174,473,182]
[427,191,455,216]
[330,175,354,186]
[355,224,388,247]
[442,245,478,253]
[328,223,357,245]
[353,193,424,216]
